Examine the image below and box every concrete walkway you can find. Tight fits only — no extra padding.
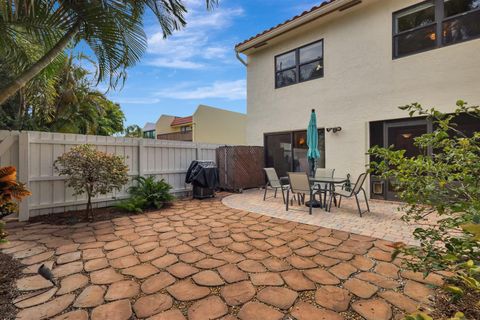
[2,197,441,320]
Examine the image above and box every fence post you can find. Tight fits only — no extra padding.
[138,138,145,177]
[18,132,30,221]
[196,146,201,160]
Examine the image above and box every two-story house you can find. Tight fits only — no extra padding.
[155,104,247,145]
[235,0,480,200]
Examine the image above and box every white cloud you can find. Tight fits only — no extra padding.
[112,97,161,104]
[145,5,244,69]
[148,58,205,69]
[156,80,246,100]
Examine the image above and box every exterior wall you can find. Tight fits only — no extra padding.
[155,115,178,134]
[193,105,247,145]
[245,0,480,180]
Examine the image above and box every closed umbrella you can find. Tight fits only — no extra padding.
[307,109,320,177]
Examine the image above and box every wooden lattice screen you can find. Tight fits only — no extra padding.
[216,146,265,192]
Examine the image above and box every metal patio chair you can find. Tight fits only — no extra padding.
[314,168,335,206]
[330,172,370,217]
[286,172,317,215]
[263,168,289,204]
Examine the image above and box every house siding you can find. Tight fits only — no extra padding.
[193,105,247,145]
[245,0,480,179]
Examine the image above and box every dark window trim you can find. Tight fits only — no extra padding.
[393,0,435,33]
[392,0,480,59]
[263,128,326,173]
[274,39,324,89]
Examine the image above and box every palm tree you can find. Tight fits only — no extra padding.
[0,0,217,105]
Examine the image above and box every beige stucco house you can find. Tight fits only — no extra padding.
[155,105,247,145]
[235,0,480,200]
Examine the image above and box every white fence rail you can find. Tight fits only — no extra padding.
[0,130,219,221]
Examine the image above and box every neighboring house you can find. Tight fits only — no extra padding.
[142,122,156,139]
[235,0,480,201]
[155,105,247,145]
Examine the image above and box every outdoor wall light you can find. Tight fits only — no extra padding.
[326,127,342,133]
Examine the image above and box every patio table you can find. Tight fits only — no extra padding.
[280,176,349,211]
[309,177,349,212]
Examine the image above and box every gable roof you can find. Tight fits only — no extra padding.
[171,116,193,127]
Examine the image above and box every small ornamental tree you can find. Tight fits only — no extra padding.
[369,101,480,300]
[54,144,129,220]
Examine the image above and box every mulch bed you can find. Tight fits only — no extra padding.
[0,252,23,320]
[430,286,480,320]
[29,206,144,225]
[28,192,231,226]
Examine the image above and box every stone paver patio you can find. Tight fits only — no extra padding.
[1,197,443,320]
[223,189,419,245]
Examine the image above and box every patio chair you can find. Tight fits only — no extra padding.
[330,172,370,217]
[286,172,317,215]
[263,168,289,204]
[314,168,335,206]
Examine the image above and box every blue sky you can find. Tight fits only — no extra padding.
[104,0,321,127]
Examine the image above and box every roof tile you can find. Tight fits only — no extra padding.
[235,0,337,49]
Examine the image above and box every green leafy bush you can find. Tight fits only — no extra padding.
[54,144,129,220]
[0,221,7,243]
[369,101,480,317]
[115,197,147,214]
[0,202,18,219]
[116,176,174,213]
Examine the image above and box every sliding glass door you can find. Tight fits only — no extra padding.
[385,119,429,200]
[265,133,292,178]
[264,129,325,177]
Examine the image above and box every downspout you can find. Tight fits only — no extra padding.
[235,51,247,67]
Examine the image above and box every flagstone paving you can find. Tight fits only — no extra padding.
[2,197,443,320]
[223,189,422,245]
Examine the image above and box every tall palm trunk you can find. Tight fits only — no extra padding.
[0,22,81,106]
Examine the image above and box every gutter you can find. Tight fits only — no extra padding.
[235,0,357,54]
[236,51,248,67]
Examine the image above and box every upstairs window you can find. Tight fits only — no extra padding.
[393,1,437,57]
[275,39,324,88]
[443,0,480,45]
[393,0,480,58]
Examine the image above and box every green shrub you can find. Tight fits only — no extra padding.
[116,176,174,213]
[54,144,129,220]
[115,197,147,213]
[0,221,7,243]
[369,101,480,317]
[0,202,18,219]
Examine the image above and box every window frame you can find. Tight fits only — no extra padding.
[392,0,480,59]
[442,5,480,46]
[274,39,324,89]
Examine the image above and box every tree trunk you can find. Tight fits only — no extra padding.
[0,22,81,106]
[86,194,92,221]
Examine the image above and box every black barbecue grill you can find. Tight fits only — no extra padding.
[185,160,219,199]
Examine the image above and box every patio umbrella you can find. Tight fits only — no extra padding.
[307,109,320,177]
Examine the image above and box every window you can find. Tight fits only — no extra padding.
[393,1,437,57]
[143,131,155,139]
[180,126,191,133]
[443,0,480,45]
[275,40,324,88]
[393,0,480,58]
[264,129,326,177]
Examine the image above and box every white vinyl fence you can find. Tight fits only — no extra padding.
[0,130,219,221]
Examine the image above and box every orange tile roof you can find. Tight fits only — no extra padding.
[235,0,338,50]
[171,116,193,127]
